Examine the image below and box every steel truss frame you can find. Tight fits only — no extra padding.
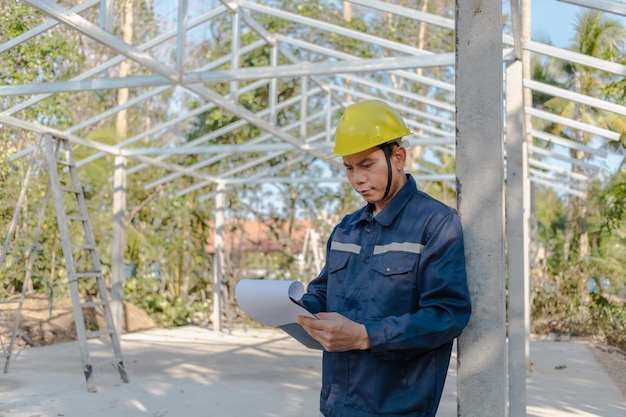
[0,0,621,198]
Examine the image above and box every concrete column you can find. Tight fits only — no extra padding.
[111,155,127,336]
[506,59,531,417]
[455,1,507,416]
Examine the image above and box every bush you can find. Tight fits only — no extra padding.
[532,275,626,351]
[588,293,626,351]
[123,273,210,328]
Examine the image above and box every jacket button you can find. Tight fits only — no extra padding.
[386,267,391,272]
[325,408,331,415]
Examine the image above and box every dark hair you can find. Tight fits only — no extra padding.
[378,140,401,153]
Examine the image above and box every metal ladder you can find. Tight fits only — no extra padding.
[1,134,128,391]
[0,139,48,374]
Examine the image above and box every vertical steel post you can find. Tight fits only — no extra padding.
[301,75,308,139]
[455,1,507,416]
[269,45,279,125]
[111,155,127,336]
[212,182,226,332]
[230,9,241,103]
[99,0,114,32]
[176,0,188,75]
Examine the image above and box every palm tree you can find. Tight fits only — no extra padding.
[540,10,626,263]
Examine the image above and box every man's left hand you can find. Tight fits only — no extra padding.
[297,312,370,352]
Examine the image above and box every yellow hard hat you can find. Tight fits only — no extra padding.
[328,99,411,159]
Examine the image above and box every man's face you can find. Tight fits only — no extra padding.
[342,147,391,205]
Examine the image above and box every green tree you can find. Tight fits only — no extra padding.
[542,11,626,262]
[529,11,626,348]
[0,1,85,297]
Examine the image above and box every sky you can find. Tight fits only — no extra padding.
[530,0,583,47]
[526,0,626,175]
[529,0,626,48]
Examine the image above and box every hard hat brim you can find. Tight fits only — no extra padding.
[324,137,409,160]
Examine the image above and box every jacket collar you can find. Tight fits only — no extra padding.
[353,174,418,227]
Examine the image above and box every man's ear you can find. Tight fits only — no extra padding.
[393,145,407,170]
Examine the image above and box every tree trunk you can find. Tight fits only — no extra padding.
[573,71,590,312]
[563,195,574,262]
[573,72,589,261]
[116,0,134,139]
[342,1,351,22]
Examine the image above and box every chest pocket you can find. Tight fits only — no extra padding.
[367,252,419,319]
[326,251,353,311]
[327,251,351,275]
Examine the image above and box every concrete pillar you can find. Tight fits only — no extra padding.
[455,1,507,416]
[506,59,531,417]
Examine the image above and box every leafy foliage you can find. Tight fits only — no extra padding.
[532,178,626,351]
[124,272,210,328]
[599,167,626,231]
[528,10,626,351]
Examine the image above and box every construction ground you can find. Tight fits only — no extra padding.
[1,324,625,417]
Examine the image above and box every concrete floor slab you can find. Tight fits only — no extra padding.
[0,327,624,417]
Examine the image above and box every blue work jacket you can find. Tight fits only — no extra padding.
[301,175,471,417]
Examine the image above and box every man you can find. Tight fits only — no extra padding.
[297,99,471,417]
